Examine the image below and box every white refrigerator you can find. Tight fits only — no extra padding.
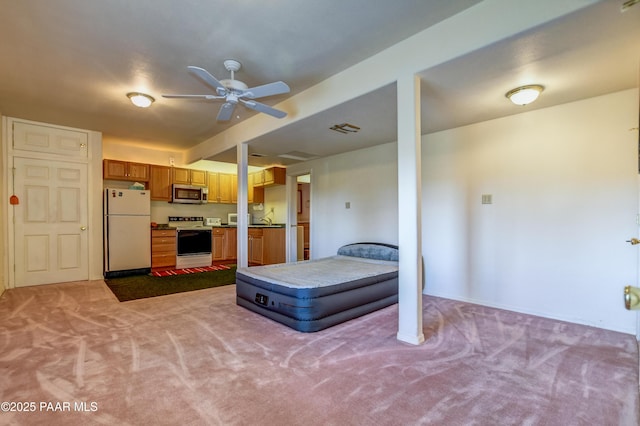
[104,188,151,276]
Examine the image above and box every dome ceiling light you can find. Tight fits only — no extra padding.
[127,92,155,108]
[505,85,544,106]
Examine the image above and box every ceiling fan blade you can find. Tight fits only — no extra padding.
[240,99,287,119]
[242,81,290,99]
[217,102,236,121]
[187,66,226,95]
[162,94,222,100]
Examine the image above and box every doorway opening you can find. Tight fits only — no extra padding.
[297,174,311,260]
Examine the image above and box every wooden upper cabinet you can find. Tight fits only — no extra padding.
[231,174,238,203]
[103,159,150,182]
[263,167,286,186]
[172,167,207,186]
[218,173,233,203]
[207,172,235,204]
[104,160,127,179]
[190,169,207,186]
[150,165,172,201]
[252,167,286,187]
[248,172,264,204]
[207,172,219,203]
[103,160,244,203]
[252,170,264,187]
[128,163,150,180]
[172,167,191,185]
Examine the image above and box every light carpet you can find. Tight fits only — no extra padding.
[0,281,637,425]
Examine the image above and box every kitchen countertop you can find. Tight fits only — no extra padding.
[153,224,174,230]
[152,223,286,229]
[214,224,286,228]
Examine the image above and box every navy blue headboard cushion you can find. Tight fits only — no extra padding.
[337,242,399,262]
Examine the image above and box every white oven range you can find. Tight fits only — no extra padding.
[169,216,212,269]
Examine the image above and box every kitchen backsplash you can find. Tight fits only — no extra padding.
[103,181,283,225]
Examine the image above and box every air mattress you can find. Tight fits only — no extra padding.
[235,243,399,332]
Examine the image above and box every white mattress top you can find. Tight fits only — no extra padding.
[237,255,398,289]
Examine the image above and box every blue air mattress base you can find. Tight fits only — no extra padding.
[235,243,399,332]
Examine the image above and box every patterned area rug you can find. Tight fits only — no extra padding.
[105,265,236,301]
[151,264,231,277]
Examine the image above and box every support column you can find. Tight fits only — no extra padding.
[236,143,249,268]
[285,174,298,263]
[396,73,425,345]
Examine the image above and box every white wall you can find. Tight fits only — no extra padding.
[103,137,185,167]
[262,185,288,224]
[291,89,639,334]
[288,142,399,259]
[423,89,639,334]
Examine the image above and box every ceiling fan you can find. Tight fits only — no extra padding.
[162,59,290,121]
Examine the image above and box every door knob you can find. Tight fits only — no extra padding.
[624,286,640,310]
[80,226,87,231]
[626,238,640,245]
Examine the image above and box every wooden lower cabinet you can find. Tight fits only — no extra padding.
[224,228,237,260]
[248,228,264,265]
[249,227,285,265]
[263,228,286,264]
[212,229,225,262]
[212,228,237,263]
[212,227,284,266]
[151,229,176,270]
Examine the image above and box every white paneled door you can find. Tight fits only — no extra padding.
[13,157,89,286]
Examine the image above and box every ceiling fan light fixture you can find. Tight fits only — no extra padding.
[505,85,544,106]
[162,62,290,120]
[127,92,155,108]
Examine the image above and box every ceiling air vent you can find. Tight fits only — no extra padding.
[278,151,319,161]
[330,123,360,134]
[250,153,268,158]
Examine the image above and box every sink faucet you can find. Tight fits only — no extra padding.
[260,217,273,226]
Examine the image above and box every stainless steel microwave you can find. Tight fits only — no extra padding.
[172,184,208,204]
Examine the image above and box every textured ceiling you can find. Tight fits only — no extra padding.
[0,1,638,166]
[0,0,481,149]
